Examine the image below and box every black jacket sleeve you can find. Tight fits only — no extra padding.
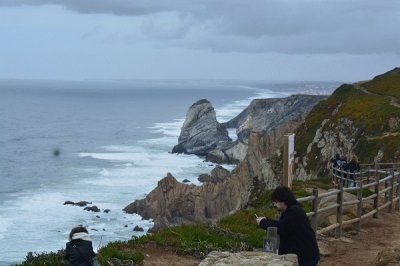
[258,206,304,237]
[259,218,279,229]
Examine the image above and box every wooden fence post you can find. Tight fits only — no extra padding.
[374,171,380,219]
[385,169,390,209]
[389,169,395,213]
[367,165,371,184]
[396,170,400,211]
[311,188,319,233]
[336,184,343,238]
[357,181,363,231]
[335,169,338,188]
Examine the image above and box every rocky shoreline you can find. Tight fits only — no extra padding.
[124,94,327,231]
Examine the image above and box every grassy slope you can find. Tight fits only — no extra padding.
[296,68,400,169]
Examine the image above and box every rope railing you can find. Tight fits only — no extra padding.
[295,166,400,237]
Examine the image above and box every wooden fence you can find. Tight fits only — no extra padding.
[296,164,400,237]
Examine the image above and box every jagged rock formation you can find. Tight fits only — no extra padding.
[295,67,400,178]
[199,251,298,266]
[64,200,91,207]
[206,140,248,164]
[124,95,329,230]
[198,165,231,183]
[172,95,327,164]
[209,95,327,164]
[172,99,231,155]
[225,94,327,140]
[124,130,283,231]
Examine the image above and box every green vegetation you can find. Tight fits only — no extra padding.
[356,135,400,163]
[17,250,68,266]
[19,187,314,265]
[364,68,400,100]
[296,69,400,174]
[97,241,144,265]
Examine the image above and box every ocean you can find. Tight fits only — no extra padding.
[0,79,339,264]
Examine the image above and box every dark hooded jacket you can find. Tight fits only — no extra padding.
[259,201,319,263]
[65,235,95,266]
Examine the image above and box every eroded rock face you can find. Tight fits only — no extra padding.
[206,140,248,164]
[174,95,326,164]
[123,171,252,231]
[225,95,327,141]
[199,251,298,266]
[124,96,327,230]
[124,131,283,231]
[207,95,326,164]
[172,99,231,155]
[296,117,361,179]
[198,165,231,183]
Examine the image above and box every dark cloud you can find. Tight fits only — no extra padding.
[2,0,400,55]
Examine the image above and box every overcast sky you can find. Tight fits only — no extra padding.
[0,0,399,82]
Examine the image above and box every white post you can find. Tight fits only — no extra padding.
[283,133,295,188]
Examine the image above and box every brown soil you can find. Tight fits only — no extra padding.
[140,210,400,266]
[318,210,400,266]
[138,242,201,266]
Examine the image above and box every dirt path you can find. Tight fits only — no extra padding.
[354,81,400,108]
[319,210,400,265]
[139,242,201,266]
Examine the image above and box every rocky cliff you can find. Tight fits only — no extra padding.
[125,67,400,230]
[173,95,327,164]
[172,99,231,155]
[295,67,400,178]
[225,94,327,140]
[124,129,285,230]
[124,94,330,230]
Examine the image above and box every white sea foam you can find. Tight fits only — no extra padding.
[227,128,238,141]
[147,119,184,137]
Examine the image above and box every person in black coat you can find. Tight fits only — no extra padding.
[347,156,360,187]
[256,186,320,266]
[65,226,95,266]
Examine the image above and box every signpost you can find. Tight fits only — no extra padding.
[283,133,295,188]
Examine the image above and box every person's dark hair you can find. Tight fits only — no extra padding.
[271,186,297,206]
[69,226,88,241]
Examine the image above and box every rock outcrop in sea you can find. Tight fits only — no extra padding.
[171,99,231,155]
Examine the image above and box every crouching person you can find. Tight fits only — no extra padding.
[65,226,95,266]
[256,186,320,266]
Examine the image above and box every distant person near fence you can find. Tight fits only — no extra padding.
[347,156,360,187]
